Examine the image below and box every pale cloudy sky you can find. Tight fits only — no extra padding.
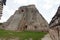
[0,0,60,23]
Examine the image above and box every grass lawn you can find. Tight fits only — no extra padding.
[0,29,47,40]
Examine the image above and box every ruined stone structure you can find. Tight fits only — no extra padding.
[2,5,48,31]
[0,0,6,19]
[49,6,60,40]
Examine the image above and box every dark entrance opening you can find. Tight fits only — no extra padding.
[24,25,27,30]
[34,26,37,29]
[21,9,24,12]
[25,25,27,28]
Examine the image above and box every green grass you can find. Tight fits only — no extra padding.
[0,29,47,40]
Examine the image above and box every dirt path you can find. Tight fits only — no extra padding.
[41,34,52,40]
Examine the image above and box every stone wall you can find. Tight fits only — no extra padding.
[49,6,60,40]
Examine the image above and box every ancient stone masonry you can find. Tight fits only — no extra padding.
[0,0,6,19]
[49,6,60,40]
[2,5,49,31]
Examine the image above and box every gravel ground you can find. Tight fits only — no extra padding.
[41,34,52,40]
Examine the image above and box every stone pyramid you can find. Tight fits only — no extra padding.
[2,5,49,31]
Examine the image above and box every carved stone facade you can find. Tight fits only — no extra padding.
[49,6,60,40]
[2,5,49,31]
[0,0,3,19]
[0,0,6,19]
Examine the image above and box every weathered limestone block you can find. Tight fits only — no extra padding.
[49,29,58,40]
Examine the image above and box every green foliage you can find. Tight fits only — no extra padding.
[0,29,47,40]
[0,23,3,25]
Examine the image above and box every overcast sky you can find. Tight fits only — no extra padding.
[0,0,60,23]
